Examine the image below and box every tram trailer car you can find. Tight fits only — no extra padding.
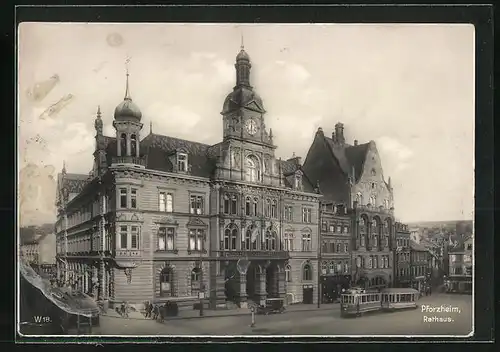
[340,288,420,317]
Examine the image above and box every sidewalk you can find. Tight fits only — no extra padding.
[101,302,340,321]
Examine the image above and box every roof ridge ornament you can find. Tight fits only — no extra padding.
[124,56,132,101]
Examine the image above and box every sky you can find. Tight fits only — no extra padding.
[18,23,475,226]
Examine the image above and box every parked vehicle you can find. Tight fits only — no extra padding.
[256,298,286,315]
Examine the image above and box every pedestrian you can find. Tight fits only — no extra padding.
[153,305,159,320]
[146,302,152,318]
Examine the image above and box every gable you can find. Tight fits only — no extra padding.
[245,100,264,112]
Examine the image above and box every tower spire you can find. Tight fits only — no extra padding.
[124,56,132,101]
[97,105,101,118]
[62,160,66,175]
[241,34,244,50]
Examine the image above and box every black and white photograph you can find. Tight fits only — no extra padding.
[18,21,476,338]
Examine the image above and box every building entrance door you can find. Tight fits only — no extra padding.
[303,285,313,304]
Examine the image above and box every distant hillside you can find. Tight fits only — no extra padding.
[19,223,54,245]
[407,220,473,229]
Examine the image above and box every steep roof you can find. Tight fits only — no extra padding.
[276,159,316,193]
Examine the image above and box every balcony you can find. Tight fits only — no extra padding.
[115,249,143,258]
[216,250,290,260]
[111,156,147,167]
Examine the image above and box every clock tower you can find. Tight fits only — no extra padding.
[216,43,281,186]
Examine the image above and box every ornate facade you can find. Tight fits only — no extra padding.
[303,125,396,290]
[54,45,321,310]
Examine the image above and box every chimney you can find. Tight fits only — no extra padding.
[334,122,345,144]
[354,139,358,146]
[332,131,335,141]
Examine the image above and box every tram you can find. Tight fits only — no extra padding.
[340,287,420,317]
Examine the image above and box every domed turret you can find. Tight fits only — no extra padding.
[114,68,142,121]
[236,48,250,62]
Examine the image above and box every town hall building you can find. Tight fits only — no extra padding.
[54,44,321,310]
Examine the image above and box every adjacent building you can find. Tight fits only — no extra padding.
[446,235,473,293]
[303,125,396,291]
[55,45,321,310]
[319,201,352,302]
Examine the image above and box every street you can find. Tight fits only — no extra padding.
[93,293,472,336]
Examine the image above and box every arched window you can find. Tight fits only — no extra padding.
[368,256,373,269]
[160,266,174,297]
[131,134,137,156]
[243,228,252,250]
[271,199,277,218]
[384,199,389,209]
[253,197,258,216]
[224,225,238,250]
[245,155,260,182]
[356,192,363,205]
[231,195,238,215]
[329,261,335,273]
[265,230,272,250]
[223,194,230,214]
[303,263,312,281]
[120,133,127,156]
[265,198,271,217]
[245,196,251,216]
[271,231,277,250]
[336,243,341,252]
[373,256,378,268]
[285,264,291,282]
[344,261,349,273]
[369,196,376,206]
[337,261,342,273]
[356,256,362,268]
[321,261,327,274]
[191,267,201,295]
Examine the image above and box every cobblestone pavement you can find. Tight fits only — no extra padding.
[93,294,472,336]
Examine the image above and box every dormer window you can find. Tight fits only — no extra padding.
[294,171,303,190]
[177,153,188,172]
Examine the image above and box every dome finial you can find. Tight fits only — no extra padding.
[97,105,101,118]
[124,56,132,101]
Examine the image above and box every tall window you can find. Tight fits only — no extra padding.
[294,174,301,189]
[284,232,293,251]
[191,267,201,295]
[271,200,277,218]
[355,192,363,205]
[158,227,175,251]
[223,194,230,214]
[119,226,128,249]
[245,197,251,216]
[321,261,327,274]
[265,199,271,217]
[329,261,335,274]
[245,155,260,182]
[224,225,238,250]
[303,263,312,281]
[344,261,349,273]
[344,243,349,252]
[120,133,127,156]
[302,207,312,223]
[160,267,174,297]
[322,241,328,253]
[322,221,327,231]
[369,196,376,206]
[188,229,204,251]
[131,134,137,156]
[301,232,312,251]
[119,188,127,208]
[130,188,137,209]
[373,256,378,269]
[130,226,139,249]
[264,230,277,251]
[329,224,335,232]
[243,228,252,250]
[177,153,188,172]
[284,206,293,221]
[159,192,173,212]
[253,197,258,216]
[336,243,341,252]
[230,195,237,215]
[190,195,204,215]
[285,264,291,282]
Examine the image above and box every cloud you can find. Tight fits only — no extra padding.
[211,59,233,84]
[274,61,311,84]
[377,136,414,161]
[145,103,202,138]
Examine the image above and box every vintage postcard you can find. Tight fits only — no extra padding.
[18,22,475,339]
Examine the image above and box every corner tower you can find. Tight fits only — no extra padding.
[112,61,144,165]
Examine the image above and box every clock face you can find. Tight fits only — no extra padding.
[245,119,258,135]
